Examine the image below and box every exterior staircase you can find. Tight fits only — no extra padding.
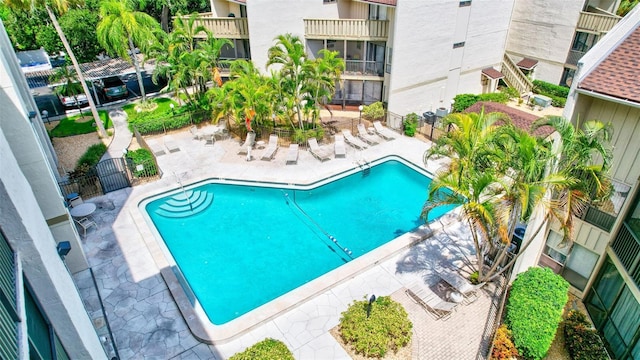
[501,53,533,96]
[154,189,214,218]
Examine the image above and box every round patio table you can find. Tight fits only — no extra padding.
[70,203,96,218]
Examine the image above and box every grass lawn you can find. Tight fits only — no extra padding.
[122,97,178,118]
[49,110,112,137]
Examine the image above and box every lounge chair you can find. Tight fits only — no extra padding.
[436,269,484,304]
[342,130,369,150]
[190,125,203,140]
[146,138,166,156]
[357,124,380,145]
[212,120,230,141]
[237,132,256,155]
[74,217,98,237]
[286,144,299,165]
[334,134,346,158]
[405,281,458,320]
[308,138,332,162]
[261,134,279,161]
[164,136,180,153]
[372,121,397,140]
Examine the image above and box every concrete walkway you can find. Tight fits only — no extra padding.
[101,109,132,161]
[73,126,504,359]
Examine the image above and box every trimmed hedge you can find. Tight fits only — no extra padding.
[533,80,569,107]
[229,338,294,360]
[339,296,412,358]
[453,92,510,112]
[363,101,385,121]
[505,267,569,360]
[564,310,609,360]
[403,113,419,137]
[126,149,158,177]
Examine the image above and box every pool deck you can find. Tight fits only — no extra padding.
[73,127,504,359]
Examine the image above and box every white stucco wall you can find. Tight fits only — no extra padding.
[387,0,514,116]
[506,0,584,83]
[0,127,106,359]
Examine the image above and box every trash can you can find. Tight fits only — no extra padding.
[511,227,526,254]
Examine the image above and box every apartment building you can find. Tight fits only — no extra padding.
[0,21,106,359]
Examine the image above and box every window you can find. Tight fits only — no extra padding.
[453,42,465,49]
[571,32,598,53]
[386,47,392,74]
[459,1,472,6]
[543,230,570,264]
[369,5,387,20]
[323,0,336,3]
[562,244,598,290]
[560,68,575,87]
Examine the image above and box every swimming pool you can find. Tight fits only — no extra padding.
[143,158,454,326]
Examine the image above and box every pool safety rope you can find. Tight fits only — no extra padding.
[282,191,354,260]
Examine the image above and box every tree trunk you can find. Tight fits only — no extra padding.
[161,5,170,33]
[46,6,107,138]
[129,36,147,101]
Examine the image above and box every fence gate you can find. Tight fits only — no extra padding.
[95,158,131,193]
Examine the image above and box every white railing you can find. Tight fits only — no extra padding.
[304,19,389,40]
[184,17,249,39]
[501,53,533,95]
[577,11,621,34]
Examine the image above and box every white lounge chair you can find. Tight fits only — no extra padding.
[437,269,484,304]
[308,138,332,162]
[357,124,380,145]
[261,134,279,161]
[237,132,256,155]
[75,217,98,237]
[334,134,346,158]
[190,125,203,140]
[286,144,299,165]
[405,281,458,320]
[164,136,180,153]
[146,138,166,156]
[342,129,369,150]
[372,121,397,140]
[212,120,230,141]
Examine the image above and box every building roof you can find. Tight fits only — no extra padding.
[465,101,554,137]
[578,26,640,104]
[482,68,504,79]
[516,58,538,70]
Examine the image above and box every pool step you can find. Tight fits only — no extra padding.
[155,190,214,218]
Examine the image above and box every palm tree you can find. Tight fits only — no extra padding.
[4,0,108,137]
[97,0,161,103]
[304,49,344,122]
[49,61,87,114]
[423,111,613,282]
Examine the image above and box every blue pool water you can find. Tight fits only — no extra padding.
[145,159,454,324]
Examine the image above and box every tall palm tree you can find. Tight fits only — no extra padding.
[4,0,108,137]
[97,0,161,102]
[304,49,344,122]
[49,61,87,115]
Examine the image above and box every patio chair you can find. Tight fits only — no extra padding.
[74,217,98,237]
[342,129,369,150]
[372,121,397,140]
[405,281,458,320]
[213,120,230,140]
[237,132,256,155]
[436,268,485,304]
[261,134,279,161]
[69,197,84,208]
[164,136,180,153]
[357,124,380,145]
[286,144,299,165]
[308,138,332,162]
[334,134,346,158]
[190,125,203,140]
[146,138,166,156]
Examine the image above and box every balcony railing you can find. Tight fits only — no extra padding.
[304,19,389,40]
[566,49,586,66]
[501,53,533,95]
[344,60,384,77]
[577,11,621,34]
[580,206,616,232]
[184,16,249,39]
[611,222,640,286]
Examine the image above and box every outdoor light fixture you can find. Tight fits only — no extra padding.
[170,103,175,116]
[57,241,71,259]
[41,110,50,123]
[358,105,364,125]
[28,111,37,121]
[367,294,376,318]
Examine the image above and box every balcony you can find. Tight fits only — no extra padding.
[579,206,616,232]
[611,222,640,286]
[304,19,389,40]
[566,49,586,66]
[185,16,249,39]
[577,11,621,34]
[344,60,384,77]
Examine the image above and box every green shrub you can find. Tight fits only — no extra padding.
[292,127,325,143]
[403,113,419,137]
[229,338,294,360]
[339,295,412,358]
[505,267,569,360]
[363,102,385,120]
[491,325,519,360]
[564,310,609,360]
[453,94,480,112]
[500,86,520,100]
[533,80,569,99]
[76,143,107,171]
[478,92,510,103]
[126,149,158,177]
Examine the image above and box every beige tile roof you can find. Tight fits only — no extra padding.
[465,102,554,137]
[579,26,640,104]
